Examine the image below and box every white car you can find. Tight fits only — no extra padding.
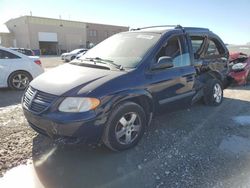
[0,46,44,90]
[61,48,87,62]
[75,50,88,59]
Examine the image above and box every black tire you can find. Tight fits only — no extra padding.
[203,79,223,106]
[102,102,146,151]
[8,71,32,90]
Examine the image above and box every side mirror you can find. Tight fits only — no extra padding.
[152,56,174,70]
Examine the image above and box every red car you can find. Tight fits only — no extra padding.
[228,52,250,85]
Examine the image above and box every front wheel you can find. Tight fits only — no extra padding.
[102,102,146,151]
[203,79,223,106]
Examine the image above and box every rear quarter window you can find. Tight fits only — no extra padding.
[205,38,226,58]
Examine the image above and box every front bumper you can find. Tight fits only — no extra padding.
[228,69,250,85]
[23,108,106,143]
[64,56,71,62]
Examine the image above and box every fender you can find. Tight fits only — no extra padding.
[97,89,155,126]
[208,70,224,82]
[196,70,223,85]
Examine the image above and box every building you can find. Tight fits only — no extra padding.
[0,24,14,47]
[0,16,129,55]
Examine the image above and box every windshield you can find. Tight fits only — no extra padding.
[80,32,161,68]
[70,49,82,53]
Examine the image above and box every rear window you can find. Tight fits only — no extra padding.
[13,49,33,56]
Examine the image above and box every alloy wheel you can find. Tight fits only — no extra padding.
[12,73,30,89]
[213,83,222,103]
[115,112,142,145]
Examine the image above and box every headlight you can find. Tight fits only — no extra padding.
[232,63,247,71]
[59,97,100,112]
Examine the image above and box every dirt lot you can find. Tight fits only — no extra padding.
[1,57,250,187]
[0,81,250,187]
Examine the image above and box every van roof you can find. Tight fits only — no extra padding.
[130,25,211,34]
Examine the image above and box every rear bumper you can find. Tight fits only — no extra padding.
[30,66,44,79]
[23,108,106,143]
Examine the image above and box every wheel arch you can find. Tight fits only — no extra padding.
[107,89,155,126]
[7,70,33,86]
[208,71,224,83]
[196,70,224,86]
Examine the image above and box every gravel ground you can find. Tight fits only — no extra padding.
[0,104,36,176]
[0,55,61,177]
[0,84,250,187]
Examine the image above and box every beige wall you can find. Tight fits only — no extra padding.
[27,17,87,51]
[0,33,14,47]
[4,16,129,53]
[86,23,128,45]
[6,17,31,48]
[6,16,87,52]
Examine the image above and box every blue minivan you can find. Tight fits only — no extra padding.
[22,25,229,151]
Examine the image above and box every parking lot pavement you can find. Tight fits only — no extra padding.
[40,56,63,68]
[0,86,250,188]
[0,56,62,107]
[0,89,24,108]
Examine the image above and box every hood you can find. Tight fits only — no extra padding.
[61,53,69,56]
[30,63,124,96]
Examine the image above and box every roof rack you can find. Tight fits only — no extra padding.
[183,27,210,32]
[130,25,182,31]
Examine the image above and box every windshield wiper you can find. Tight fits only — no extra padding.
[84,57,124,70]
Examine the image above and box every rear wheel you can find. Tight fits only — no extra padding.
[203,79,223,106]
[8,71,32,90]
[102,102,146,151]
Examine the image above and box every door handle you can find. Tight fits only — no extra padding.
[183,74,194,82]
[183,74,194,78]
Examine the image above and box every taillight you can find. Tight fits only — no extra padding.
[34,60,42,66]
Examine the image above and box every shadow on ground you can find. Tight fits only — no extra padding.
[31,93,250,188]
[0,88,24,108]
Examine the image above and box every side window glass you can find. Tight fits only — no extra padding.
[206,40,219,57]
[156,36,191,67]
[0,50,20,59]
[206,38,226,58]
[190,36,206,59]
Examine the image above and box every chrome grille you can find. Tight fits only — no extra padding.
[23,86,57,113]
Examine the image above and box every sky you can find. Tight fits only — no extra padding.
[0,0,249,45]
